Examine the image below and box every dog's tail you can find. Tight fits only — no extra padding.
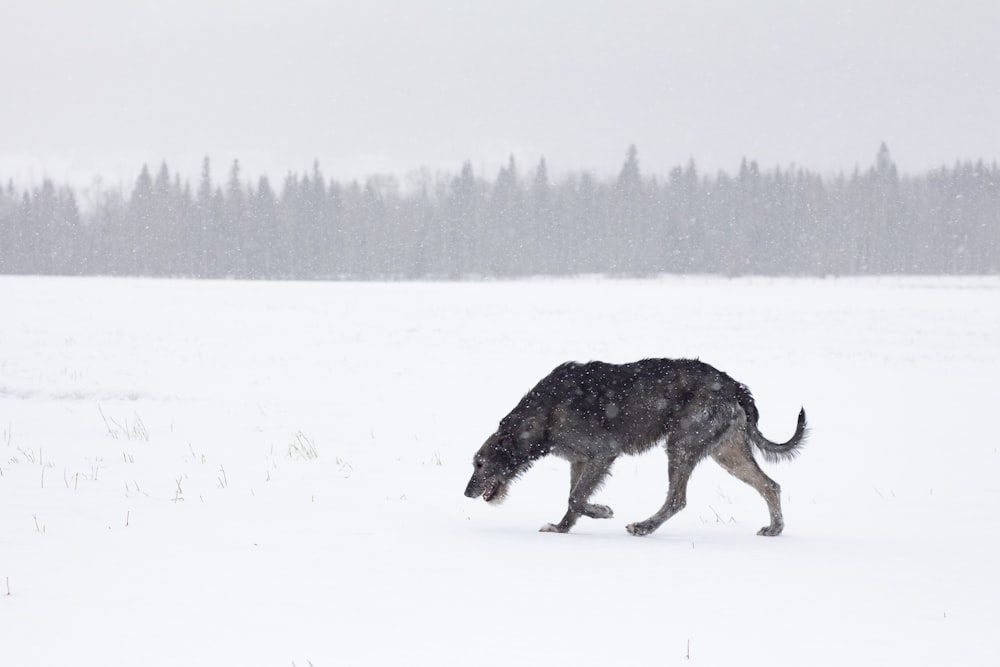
[736,384,808,463]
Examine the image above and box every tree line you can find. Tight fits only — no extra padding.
[1,144,997,279]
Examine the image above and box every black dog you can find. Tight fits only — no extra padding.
[464,359,807,536]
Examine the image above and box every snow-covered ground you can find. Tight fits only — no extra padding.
[2,275,998,666]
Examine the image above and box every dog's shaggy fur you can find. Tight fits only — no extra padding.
[464,359,807,536]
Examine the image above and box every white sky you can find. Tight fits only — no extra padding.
[2,0,998,190]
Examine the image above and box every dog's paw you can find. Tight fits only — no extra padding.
[626,521,655,536]
[757,524,784,537]
[540,522,570,533]
[584,504,614,519]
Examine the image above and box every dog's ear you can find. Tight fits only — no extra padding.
[497,434,515,453]
[515,415,545,451]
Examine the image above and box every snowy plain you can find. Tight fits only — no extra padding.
[1,275,998,666]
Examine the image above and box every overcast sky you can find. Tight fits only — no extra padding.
[2,0,998,190]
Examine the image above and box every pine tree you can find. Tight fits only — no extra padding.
[613,145,643,273]
[530,157,554,274]
[223,160,247,276]
[192,156,215,278]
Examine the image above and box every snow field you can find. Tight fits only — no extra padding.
[2,275,998,665]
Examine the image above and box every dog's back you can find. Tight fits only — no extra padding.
[535,358,756,457]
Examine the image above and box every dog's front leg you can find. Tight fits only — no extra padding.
[540,461,585,533]
[540,459,615,533]
[540,510,580,533]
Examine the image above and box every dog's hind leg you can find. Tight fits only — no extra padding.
[626,450,697,537]
[540,459,615,533]
[711,435,784,536]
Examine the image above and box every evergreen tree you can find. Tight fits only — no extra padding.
[530,157,556,274]
[121,165,155,274]
[219,160,245,276]
[192,156,216,277]
[247,175,278,277]
[613,145,643,273]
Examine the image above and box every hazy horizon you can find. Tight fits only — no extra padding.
[3,1,999,188]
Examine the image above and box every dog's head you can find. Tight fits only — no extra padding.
[464,413,547,504]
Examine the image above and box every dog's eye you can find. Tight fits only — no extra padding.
[475,461,484,469]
